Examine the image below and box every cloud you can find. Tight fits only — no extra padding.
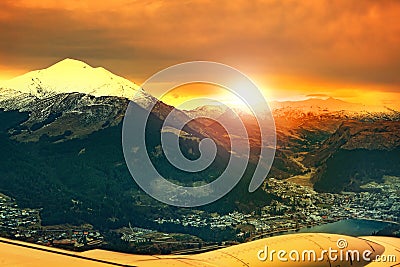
[1,0,400,99]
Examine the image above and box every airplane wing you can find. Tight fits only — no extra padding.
[0,233,398,266]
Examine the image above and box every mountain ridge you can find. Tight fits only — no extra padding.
[1,59,399,192]
[270,97,391,113]
[306,120,400,192]
[1,58,396,117]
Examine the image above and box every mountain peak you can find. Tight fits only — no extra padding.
[49,58,92,70]
[0,58,145,100]
[325,97,346,103]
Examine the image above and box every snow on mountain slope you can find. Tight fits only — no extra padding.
[0,58,153,106]
[270,97,389,113]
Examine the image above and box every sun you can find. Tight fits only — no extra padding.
[158,82,271,113]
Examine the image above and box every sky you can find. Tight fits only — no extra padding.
[1,0,400,108]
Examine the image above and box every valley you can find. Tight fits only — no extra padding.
[0,59,399,253]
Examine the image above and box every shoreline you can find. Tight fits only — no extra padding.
[249,217,398,241]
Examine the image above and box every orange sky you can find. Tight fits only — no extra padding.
[1,0,400,108]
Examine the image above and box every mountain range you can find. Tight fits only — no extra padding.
[0,58,399,230]
[0,59,270,231]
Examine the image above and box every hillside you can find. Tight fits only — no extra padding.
[1,58,399,232]
[0,59,276,231]
[306,121,400,192]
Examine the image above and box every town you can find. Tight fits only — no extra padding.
[0,176,398,253]
[153,176,400,240]
[0,194,104,250]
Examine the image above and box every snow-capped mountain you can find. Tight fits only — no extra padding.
[0,59,209,146]
[0,59,161,141]
[0,58,153,107]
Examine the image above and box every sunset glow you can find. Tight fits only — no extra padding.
[0,0,399,108]
[158,82,270,111]
[1,1,400,263]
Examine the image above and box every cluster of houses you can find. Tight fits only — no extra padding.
[154,177,399,239]
[0,194,39,231]
[0,194,104,250]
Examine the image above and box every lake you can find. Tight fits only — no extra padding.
[289,219,395,236]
